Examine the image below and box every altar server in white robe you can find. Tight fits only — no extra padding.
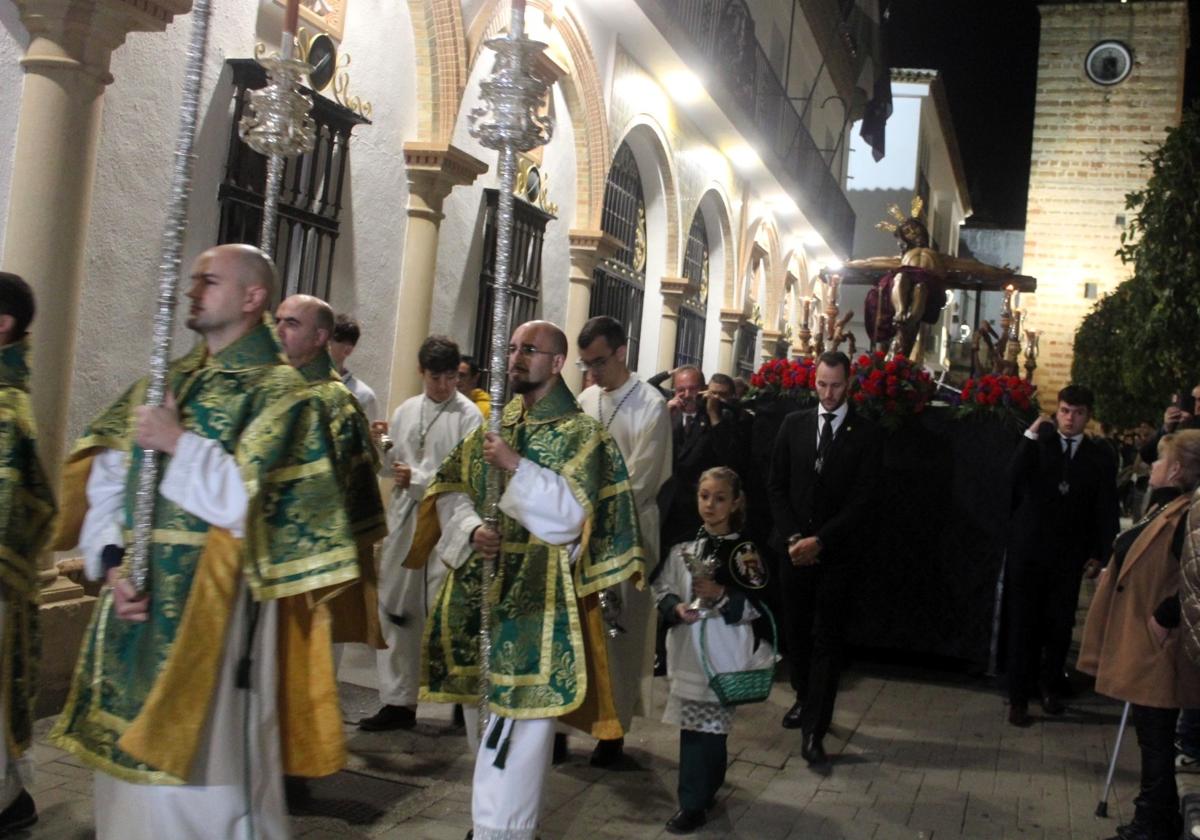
[358,335,482,731]
[576,316,673,766]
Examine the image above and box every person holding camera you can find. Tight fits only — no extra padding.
[660,367,746,551]
[1139,384,1200,464]
[1004,384,1120,726]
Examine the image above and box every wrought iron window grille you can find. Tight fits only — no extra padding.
[676,209,710,369]
[589,143,646,370]
[218,58,370,302]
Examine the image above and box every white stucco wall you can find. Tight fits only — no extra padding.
[0,4,30,267]
[61,0,414,440]
[428,52,577,356]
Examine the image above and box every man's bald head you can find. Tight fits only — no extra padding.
[522,320,568,356]
[210,244,277,300]
[275,293,336,367]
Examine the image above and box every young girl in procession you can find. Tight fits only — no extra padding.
[653,466,772,835]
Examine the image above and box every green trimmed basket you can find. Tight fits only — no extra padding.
[699,602,777,706]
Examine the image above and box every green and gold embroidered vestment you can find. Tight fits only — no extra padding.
[0,338,56,758]
[52,321,359,782]
[298,349,385,547]
[420,379,643,719]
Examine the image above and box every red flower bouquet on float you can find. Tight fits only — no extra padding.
[848,351,935,430]
[748,357,818,403]
[956,374,1039,428]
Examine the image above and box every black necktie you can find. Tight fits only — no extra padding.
[1060,436,1074,493]
[817,412,836,470]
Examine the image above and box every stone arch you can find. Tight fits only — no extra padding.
[407,0,468,143]
[738,216,781,314]
[693,185,735,306]
[612,115,681,272]
[466,0,610,229]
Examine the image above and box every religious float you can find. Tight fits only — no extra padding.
[746,199,1040,669]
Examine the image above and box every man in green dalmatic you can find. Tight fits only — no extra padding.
[408,319,644,840]
[0,272,56,835]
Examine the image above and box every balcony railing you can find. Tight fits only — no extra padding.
[655,0,856,256]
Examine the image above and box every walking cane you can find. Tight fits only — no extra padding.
[1096,701,1132,817]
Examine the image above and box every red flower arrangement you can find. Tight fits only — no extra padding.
[957,374,1039,426]
[848,351,934,429]
[748,357,818,401]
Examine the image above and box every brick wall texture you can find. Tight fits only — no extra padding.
[1020,1,1187,401]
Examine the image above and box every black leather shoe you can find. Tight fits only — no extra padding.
[801,732,829,765]
[665,808,707,834]
[1040,690,1065,716]
[552,732,569,764]
[451,704,465,729]
[283,776,311,813]
[590,737,624,767]
[358,704,417,731]
[1007,701,1031,727]
[0,789,36,836]
[781,699,804,729]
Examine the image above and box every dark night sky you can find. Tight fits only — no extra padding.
[881,0,1200,229]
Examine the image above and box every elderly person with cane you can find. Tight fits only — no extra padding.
[1079,429,1200,840]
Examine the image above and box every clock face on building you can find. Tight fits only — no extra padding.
[1085,40,1133,86]
[307,33,338,92]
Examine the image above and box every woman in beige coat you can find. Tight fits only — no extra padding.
[1078,430,1200,840]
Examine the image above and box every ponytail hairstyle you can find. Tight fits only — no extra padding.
[698,465,746,531]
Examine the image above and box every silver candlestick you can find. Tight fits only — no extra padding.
[240,35,317,258]
[128,0,215,595]
[468,0,554,740]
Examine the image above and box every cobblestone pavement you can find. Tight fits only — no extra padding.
[18,643,1163,840]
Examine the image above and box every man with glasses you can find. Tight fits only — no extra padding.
[576,316,672,768]
[410,320,644,840]
[1140,383,1200,464]
[359,335,483,732]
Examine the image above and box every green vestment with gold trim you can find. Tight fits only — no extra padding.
[52,321,359,782]
[420,379,643,719]
[297,349,386,546]
[0,339,56,757]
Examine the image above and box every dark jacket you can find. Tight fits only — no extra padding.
[1007,431,1120,573]
[765,406,882,560]
[660,406,746,549]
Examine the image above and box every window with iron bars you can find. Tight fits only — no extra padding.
[473,188,556,390]
[589,143,646,370]
[676,209,710,368]
[217,59,369,303]
[735,321,759,378]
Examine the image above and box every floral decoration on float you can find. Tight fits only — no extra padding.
[955,374,1039,429]
[849,351,935,430]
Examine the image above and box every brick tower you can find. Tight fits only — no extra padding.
[1021,1,1188,399]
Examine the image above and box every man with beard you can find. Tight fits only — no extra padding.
[576,316,672,767]
[51,245,361,838]
[411,320,643,840]
[767,351,881,766]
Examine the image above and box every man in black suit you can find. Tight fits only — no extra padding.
[1005,384,1119,726]
[660,366,745,550]
[767,351,881,765]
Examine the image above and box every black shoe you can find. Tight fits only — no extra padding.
[552,732,569,765]
[452,704,465,729]
[358,704,417,731]
[801,732,829,765]
[665,808,707,834]
[0,789,36,836]
[1007,701,1031,727]
[1040,690,1065,716]
[781,699,804,729]
[590,737,624,768]
[283,776,311,813]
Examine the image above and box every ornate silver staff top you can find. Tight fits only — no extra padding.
[127,0,215,595]
[468,0,554,737]
[240,28,317,257]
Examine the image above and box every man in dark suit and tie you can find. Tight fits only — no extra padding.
[1005,384,1119,726]
[767,351,881,765]
[660,366,746,550]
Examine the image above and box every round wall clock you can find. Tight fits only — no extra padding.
[307,33,338,92]
[1085,40,1133,86]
